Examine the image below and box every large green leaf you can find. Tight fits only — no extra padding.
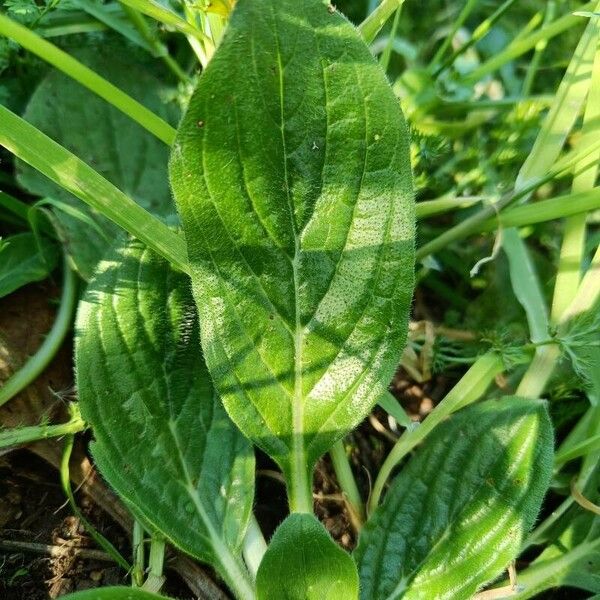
[256,513,359,600]
[355,397,554,600]
[17,42,178,280]
[169,0,415,507]
[0,232,58,297]
[75,238,255,599]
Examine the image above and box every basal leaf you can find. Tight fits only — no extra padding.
[169,0,415,506]
[0,232,58,297]
[355,397,554,600]
[256,513,359,600]
[17,42,178,280]
[75,238,255,598]
[59,588,168,600]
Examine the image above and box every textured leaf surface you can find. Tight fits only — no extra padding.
[59,588,167,600]
[0,233,58,297]
[170,0,414,490]
[17,43,178,280]
[75,238,255,588]
[355,397,553,600]
[256,513,359,600]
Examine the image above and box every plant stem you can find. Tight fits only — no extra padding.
[143,537,166,593]
[287,463,313,514]
[242,515,267,579]
[132,520,145,587]
[0,405,85,450]
[379,3,402,71]
[0,257,77,408]
[368,353,504,512]
[329,440,365,530]
[515,344,561,399]
[462,1,595,85]
[0,12,176,146]
[522,1,556,95]
[359,0,404,44]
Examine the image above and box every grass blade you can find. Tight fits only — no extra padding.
[0,105,188,273]
[0,12,175,146]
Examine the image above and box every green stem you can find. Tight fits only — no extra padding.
[287,462,313,514]
[0,405,85,450]
[242,515,267,579]
[358,0,403,44]
[379,2,402,71]
[329,440,365,529]
[462,1,595,85]
[435,0,519,74]
[143,536,166,593]
[60,434,132,572]
[132,520,145,587]
[122,5,190,83]
[0,257,77,408]
[368,353,504,512]
[515,344,561,399]
[429,0,478,69]
[0,12,175,146]
[522,1,556,95]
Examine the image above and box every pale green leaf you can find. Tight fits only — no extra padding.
[169,0,415,507]
[75,238,255,598]
[355,397,554,600]
[59,588,168,600]
[0,232,58,297]
[256,513,359,600]
[17,43,179,280]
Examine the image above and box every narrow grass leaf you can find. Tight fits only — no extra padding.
[0,105,188,274]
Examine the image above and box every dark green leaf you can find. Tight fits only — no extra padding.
[0,232,58,297]
[256,513,359,600]
[169,0,415,500]
[75,238,255,597]
[17,42,178,280]
[355,397,554,600]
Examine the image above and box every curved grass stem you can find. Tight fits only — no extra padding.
[0,257,77,408]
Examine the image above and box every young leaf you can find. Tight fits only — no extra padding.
[17,43,179,280]
[75,238,255,599]
[0,232,58,297]
[355,397,554,600]
[256,513,359,600]
[169,0,415,510]
[58,588,168,600]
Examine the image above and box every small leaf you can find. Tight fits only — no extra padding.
[75,238,255,595]
[170,0,414,499]
[17,43,178,280]
[256,513,359,600]
[59,588,168,600]
[355,397,554,600]
[0,232,58,297]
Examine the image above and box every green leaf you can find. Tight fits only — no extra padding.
[355,397,554,600]
[169,0,415,509]
[17,43,179,280]
[0,232,58,297]
[75,238,255,599]
[256,513,359,600]
[59,588,168,600]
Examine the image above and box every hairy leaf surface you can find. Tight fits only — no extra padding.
[75,239,255,589]
[256,513,359,600]
[0,233,58,297]
[17,43,178,280]
[355,397,554,600]
[170,0,414,492]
